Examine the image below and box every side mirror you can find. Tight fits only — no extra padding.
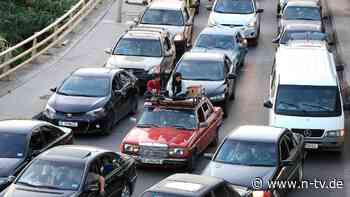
[104,48,112,54]
[133,17,139,23]
[336,64,344,72]
[50,87,57,92]
[206,5,213,11]
[272,37,280,44]
[343,103,350,111]
[203,153,214,160]
[199,122,209,128]
[281,159,294,166]
[263,100,273,108]
[227,73,237,79]
[256,8,264,13]
[8,175,16,183]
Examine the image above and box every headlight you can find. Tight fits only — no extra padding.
[86,107,107,118]
[174,33,184,41]
[124,144,140,153]
[208,16,218,27]
[210,93,225,101]
[43,104,56,119]
[326,129,344,137]
[248,19,257,27]
[169,148,185,156]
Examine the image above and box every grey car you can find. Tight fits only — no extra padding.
[277,0,322,15]
[135,0,194,56]
[202,125,305,197]
[105,27,176,89]
[166,52,236,115]
[278,0,324,33]
[192,26,248,69]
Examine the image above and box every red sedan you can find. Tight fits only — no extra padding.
[120,97,223,171]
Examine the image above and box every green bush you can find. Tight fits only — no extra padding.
[0,0,79,46]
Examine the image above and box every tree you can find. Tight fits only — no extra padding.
[0,36,8,52]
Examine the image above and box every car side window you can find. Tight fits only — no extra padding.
[39,125,64,145]
[202,102,213,118]
[112,75,123,91]
[279,138,289,161]
[29,130,47,151]
[119,72,131,87]
[197,107,205,123]
[284,134,296,156]
[164,37,171,51]
[224,58,231,74]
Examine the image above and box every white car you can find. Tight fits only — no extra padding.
[207,0,263,45]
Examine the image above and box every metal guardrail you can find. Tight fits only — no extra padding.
[0,0,103,80]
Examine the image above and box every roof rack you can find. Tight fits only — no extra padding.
[144,86,205,108]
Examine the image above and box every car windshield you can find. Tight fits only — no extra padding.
[137,108,197,130]
[142,192,186,197]
[58,76,110,97]
[17,159,85,190]
[114,38,162,57]
[177,59,225,81]
[214,0,254,14]
[141,9,184,26]
[280,30,326,44]
[275,85,341,117]
[215,139,277,166]
[0,133,27,158]
[283,6,321,20]
[195,34,235,50]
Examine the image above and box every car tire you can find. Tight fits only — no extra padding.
[186,150,198,172]
[121,184,131,197]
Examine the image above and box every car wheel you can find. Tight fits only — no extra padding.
[186,150,198,172]
[121,184,131,197]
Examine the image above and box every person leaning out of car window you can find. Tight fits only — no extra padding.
[86,165,106,196]
[172,72,183,97]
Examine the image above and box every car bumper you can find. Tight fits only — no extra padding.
[43,114,109,134]
[303,136,344,150]
[130,155,188,168]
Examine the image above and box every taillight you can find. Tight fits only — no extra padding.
[252,191,272,197]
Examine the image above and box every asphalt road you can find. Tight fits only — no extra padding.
[73,0,349,196]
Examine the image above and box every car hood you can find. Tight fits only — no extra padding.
[210,12,255,26]
[48,93,108,113]
[138,24,184,37]
[202,161,276,189]
[0,158,23,177]
[124,127,193,147]
[280,19,322,29]
[4,185,76,197]
[270,114,344,130]
[180,80,226,97]
[191,47,238,63]
[106,55,163,70]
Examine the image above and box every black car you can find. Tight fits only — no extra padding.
[4,145,137,197]
[0,120,73,191]
[166,52,236,115]
[140,173,241,197]
[202,125,305,197]
[43,68,139,135]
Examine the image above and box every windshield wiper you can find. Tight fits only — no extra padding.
[301,103,331,111]
[278,101,299,109]
[137,123,160,128]
[169,124,193,131]
[36,184,61,190]
[57,91,70,96]
[17,181,38,188]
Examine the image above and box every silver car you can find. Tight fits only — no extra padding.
[134,0,194,56]
[105,27,176,89]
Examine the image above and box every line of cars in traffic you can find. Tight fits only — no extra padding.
[0,0,348,197]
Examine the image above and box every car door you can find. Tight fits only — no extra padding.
[99,153,126,197]
[28,129,49,157]
[202,102,219,148]
[224,57,234,97]
[195,106,209,152]
[119,71,134,116]
[284,132,303,180]
[111,74,125,122]
[39,125,71,149]
[276,135,296,183]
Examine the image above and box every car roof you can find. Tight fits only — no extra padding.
[149,0,184,10]
[227,125,285,143]
[199,26,240,36]
[73,68,120,78]
[145,173,224,196]
[182,52,225,61]
[38,145,109,163]
[0,120,47,134]
[284,23,322,31]
[124,27,167,40]
[275,46,337,86]
[286,0,319,7]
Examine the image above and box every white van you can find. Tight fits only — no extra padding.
[264,45,349,151]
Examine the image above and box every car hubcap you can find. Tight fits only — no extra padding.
[121,185,130,197]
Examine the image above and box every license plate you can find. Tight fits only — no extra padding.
[304,143,318,149]
[58,121,78,127]
[141,158,163,164]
